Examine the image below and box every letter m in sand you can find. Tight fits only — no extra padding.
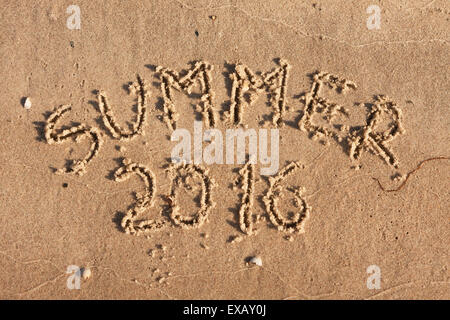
[226,59,290,127]
[156,61,216,131]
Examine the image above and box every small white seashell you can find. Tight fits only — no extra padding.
[24,97,32,109]
[249,256,263,267]
[81,267,92,280]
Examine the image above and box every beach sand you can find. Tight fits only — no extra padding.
[0,0,449,299]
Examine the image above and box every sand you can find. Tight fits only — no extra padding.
[0,0,449,299]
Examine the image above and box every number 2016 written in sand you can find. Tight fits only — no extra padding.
[42,59,405,239]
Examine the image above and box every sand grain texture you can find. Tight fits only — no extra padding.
[0,0,449,299]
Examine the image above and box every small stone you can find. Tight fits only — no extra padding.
[249,256,262,267]
[391,173,404,181]
[157,276,165,284]
[23,97,32,109]
[229,235,243,244]
[116,145,126,152]
[285,235,294,242]
[81,267,92,280]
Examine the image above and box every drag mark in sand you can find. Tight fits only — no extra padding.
[373,156,450,192]
[167,162,216,229]
[45,105,103,176]
[263,161,311,234]
[156,61,216,131]
[97,75,150,140]
[226,59,291,127]
[114,158,168,235]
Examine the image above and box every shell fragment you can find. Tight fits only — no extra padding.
[24,97,32,109]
